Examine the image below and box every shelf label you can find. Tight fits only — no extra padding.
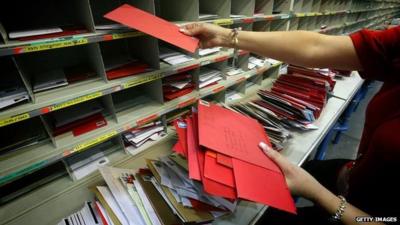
[177,64,199,73]
[0,113,30,127]
[22,38,88,53]
[178,97,197,108]
[72,130,118,153]
[236,77,246,83]
[212,86,225,93]
[112,31,142,40]
[137,114,159,126]
[213,19,234,26]
[296,13,306,17]
[280,15,290,19]
[242,18,254,24]
[50,92,102,112]
[123,73,162,89]
[214,56,228,63]
[200,60,211,66]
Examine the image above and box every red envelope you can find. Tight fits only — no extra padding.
[186,117,201,181]
[198,101,280,173]
[172,142,185,156]
[72,113,107,136]
[204,151,235,188]
[217,153,233,168]
[53,113,105,136]
[104,4,199,53]
[173,119,188,157]
[106,61,149,80]
[197,147,236,200]
[232,158,297,214]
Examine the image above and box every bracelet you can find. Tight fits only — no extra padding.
[230,27,241,48]
[330,195,347,223]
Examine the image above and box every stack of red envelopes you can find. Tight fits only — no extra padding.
[172,100,297,214]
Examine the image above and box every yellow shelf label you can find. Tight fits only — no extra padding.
[296,13,306,17]
[213,19,234,26]
[112,32,142,40]
[50,92,102,112]
[0,113,30,127]
[23,38,88,53]
[72,130,118,153]
[123,73,162,89]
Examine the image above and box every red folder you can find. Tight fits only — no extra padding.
[173,119,188,157]
[104,4,199,53]
[106,61,149,80]
[204,151,235,188]
[164,88,194,101]
[186,117,201,181]
[73,114,107,136]
[198,100,279,172]
[53,113,107,136]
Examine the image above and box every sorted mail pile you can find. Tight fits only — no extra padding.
[123,121,167,154]
[199,67,223,89]
[163,73,195,101]
[172,101,297,214]
[159,47,194,66]
[88,161,235,225]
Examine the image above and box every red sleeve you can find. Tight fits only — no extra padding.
[350,26,400,82]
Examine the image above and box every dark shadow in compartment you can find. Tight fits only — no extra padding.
[0,23,5,44]
[231,0,256,17]
[0,57,31,111]
[165,106,193,123]
[255,0,274,15]
[111,79,163,120]
[226,82,245,102]
[90,0,155,30]
[202,90,225,103]
[199,0,231,20]
[312,0,322,12]
[159,41,195,66]
[100,36,159,81]
[272,0,290,14]
[0,0,93,42]
[0,161,66,205]
[270,19,288,31]
[15,44,104,94]
[246,74,262,90]
[163,71,196,102]
[155,0,199,21]
[63,138,120,181]
[292,0,303,13]
[0,117,50,156]
[253,20,272,32]
[43,97,112,138]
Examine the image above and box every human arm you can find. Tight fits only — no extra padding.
[258,142,385,225]
[180,23,362,71]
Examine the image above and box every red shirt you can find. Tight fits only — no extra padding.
[349,26,400,217]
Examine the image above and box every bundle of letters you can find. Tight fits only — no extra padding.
[89,162,235,225]
[234,65,337,131]
[163,73,195,101]
[57,201,102,225]
[199,67,223,89]
[123,121,166,154]
[159,47,194,66]
[172,101,297,215]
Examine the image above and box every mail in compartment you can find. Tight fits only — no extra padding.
[0,161,66,205]
[63,137,121,181]
[122,120,167,155]
[90,0,156,30]
[159,43,195,66]
[15,43,105,94]
[231,0,255,17]
[99,36,159,81]
[0,0,93,42]
[0,116,50,155]
[111,79,163,122]
[43,97,113,138]
[0,57,30,111]
[199,62,226,90]
[163,71,195,102]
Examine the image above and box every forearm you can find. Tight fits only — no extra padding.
[224,30,362,70]
[313,186,384,225]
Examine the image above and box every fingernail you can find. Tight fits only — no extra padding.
[259,142,272,155]
[179,28,186,33]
